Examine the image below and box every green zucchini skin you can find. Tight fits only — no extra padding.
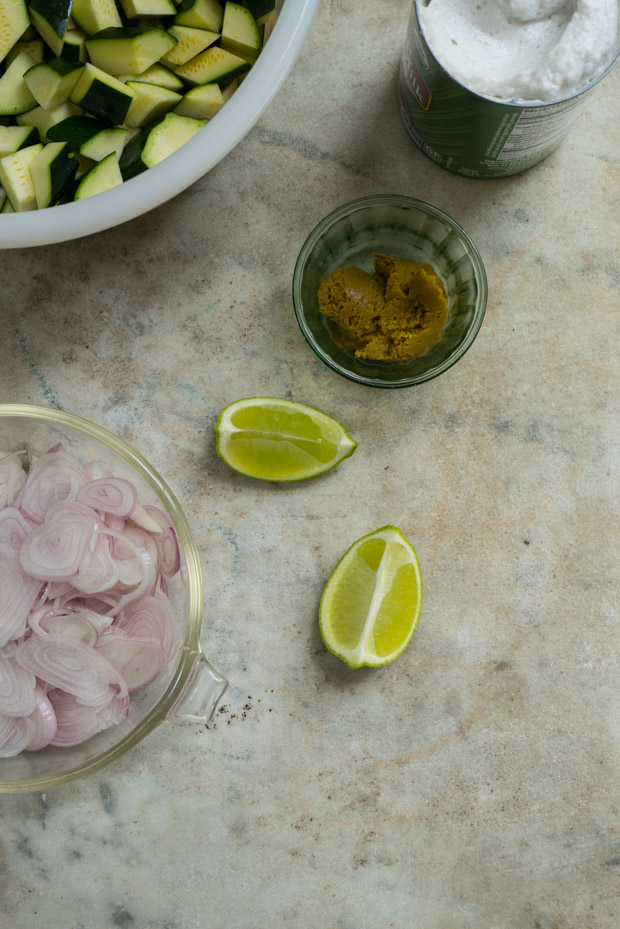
[78,78,132,122]
[59,29,88,62]
[118,125,147,178]
[70,63,134,122]
[27,0,74,55]
[30,140,78,206]
[48,114,104,146]
[27,0,73,38]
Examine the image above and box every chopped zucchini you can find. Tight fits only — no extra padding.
[24,58,85,109]
[173,0,223,32]
[27,0,73,56]
[0,0,263,209]
[70,62,135,122]
[140,111,204,167]
[124,81,181,127]
[221,2,260,61]
[48,114,127,159]
[173,46,249,85]
[71,0,122,36]
[116,62,184,90]
[118,124,146,178]
[119,0,175,16]
[85,27,177,75]
[0,0,30,65]
[17,100,82,140]
[160,25,218,66]
[29,140,77,206]
[60,28,88,61]
[173,81,222,119]
[74,149,121,198]
[0,123,39,156]
[0,141,42,210]
[5,38,45,67]
[0,52,37,116]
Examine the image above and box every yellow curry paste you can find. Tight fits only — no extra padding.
[317,254,449,362]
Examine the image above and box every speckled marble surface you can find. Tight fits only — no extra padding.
[1,2,619,928]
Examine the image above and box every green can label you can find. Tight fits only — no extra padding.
[398,1,592,179]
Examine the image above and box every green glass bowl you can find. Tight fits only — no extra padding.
[0,405,227,794]
[292,195,487,387]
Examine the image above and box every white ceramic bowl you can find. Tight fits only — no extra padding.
[0,0,320,250]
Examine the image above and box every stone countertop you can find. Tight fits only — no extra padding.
[1,3,619,928]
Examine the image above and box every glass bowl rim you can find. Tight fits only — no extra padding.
[0,403,204,793]
[292,194,488,388]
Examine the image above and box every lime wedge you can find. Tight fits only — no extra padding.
[319,526,422,668]
[214,397,357,481]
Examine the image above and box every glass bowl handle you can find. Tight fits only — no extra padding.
[168,652,228,724]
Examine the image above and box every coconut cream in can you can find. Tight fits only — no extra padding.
[399,0,620,178]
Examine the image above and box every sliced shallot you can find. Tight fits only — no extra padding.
[76,478,138,519]
[15,633,127,706]
[0,713,35,758]
[0,652,36,716]
[25,686,58,751]
[144,506,180,579]
[19,447,88,523]
[96,628,165,691]
[0,555,43,646]
[0,443,180,755]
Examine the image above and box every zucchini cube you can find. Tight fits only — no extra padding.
[29,140,78,207]
[173,0,224,33]
[0,0,30,65]
[28,0,73,56]
[0,142,43,210]
[70,63,135,123]
[221,2,261,61]
[48,114,127,160]
[85,27,178,75]
[71,0,122,36]
[0,51,37,116]
[24,59,85,109]
[173,46,250,85]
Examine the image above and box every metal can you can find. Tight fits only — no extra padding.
[398,0,620,178]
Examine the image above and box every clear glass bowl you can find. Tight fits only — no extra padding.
[0,405,227,794]
[292,195,488,387]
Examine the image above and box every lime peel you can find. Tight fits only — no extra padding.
[319,525,422,669]
[214,397,357,482]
